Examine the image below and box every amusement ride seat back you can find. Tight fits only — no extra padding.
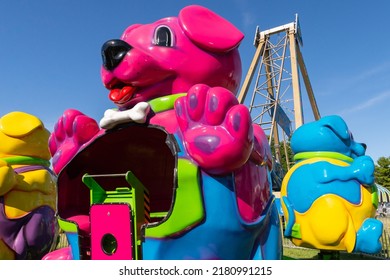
[83,171,149,260]
[90,203,133,260]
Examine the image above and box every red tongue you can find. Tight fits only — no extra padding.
[109,86,136,104]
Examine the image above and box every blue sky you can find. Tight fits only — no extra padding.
[1,0,389,163]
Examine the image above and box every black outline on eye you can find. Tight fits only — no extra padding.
[153,25,174,47]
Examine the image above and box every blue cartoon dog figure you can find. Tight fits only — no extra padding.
[281,115,383,254]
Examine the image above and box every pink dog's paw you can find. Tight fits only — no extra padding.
[175,84,253,174]
[49,109,100,174]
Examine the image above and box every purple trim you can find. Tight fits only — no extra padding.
[13,165,55,177]
[0,165,57,259]
[0,197,57,259]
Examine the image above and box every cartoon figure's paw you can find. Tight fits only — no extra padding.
[350,155,375,185]
[354,218,383,254]
[49,109,100,174]
[175,84,253,174]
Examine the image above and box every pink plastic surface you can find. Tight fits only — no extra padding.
[42,247,73,260]
[101,5,243,110]
[175,84,253,174]
[90,204,133,260]
[50,5,245,175]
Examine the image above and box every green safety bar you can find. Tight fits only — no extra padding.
[144,158,204,238]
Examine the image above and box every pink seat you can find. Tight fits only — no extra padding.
[67,215,91,235]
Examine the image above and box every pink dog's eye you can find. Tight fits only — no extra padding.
[154,26,174,47]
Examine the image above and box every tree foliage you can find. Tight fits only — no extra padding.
[268,139,294,191]
[375,156,390,190]
[270,139,294,172]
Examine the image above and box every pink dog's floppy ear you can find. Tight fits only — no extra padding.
[178,5,244,53]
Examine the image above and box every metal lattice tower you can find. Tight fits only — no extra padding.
[238,15,320,171]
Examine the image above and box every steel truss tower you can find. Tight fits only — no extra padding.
[238,15,321,173]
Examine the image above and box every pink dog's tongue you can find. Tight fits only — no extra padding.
[109,86,136,104]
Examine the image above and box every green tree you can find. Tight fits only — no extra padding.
[269,139,294,172]
[374,156,390,190]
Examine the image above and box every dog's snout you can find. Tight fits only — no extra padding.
[101,39,132,71]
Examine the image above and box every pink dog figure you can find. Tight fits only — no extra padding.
[50,5,246,175]
[48,5,282,260]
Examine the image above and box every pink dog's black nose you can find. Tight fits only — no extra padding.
[101,39,132,70]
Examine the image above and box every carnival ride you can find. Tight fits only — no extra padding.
[0,112,58,260]
[0,6,383,261]
[42,5,282,260]
[238,16,383,257]
[238,15,320,179]
[280,116,382,255]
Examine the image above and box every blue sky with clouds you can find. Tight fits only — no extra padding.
[1,0,389,162]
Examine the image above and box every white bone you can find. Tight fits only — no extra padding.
[99,102,150,129]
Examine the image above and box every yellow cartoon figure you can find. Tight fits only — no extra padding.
[0,111,57,259]
[281,115,382,255]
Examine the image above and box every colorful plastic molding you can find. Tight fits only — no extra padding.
[281,115,383,254]
[43,5,282,260]
[0,111,57,259]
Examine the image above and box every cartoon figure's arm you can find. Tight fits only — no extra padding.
[318,155,374,185]
[0,160,17,196]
